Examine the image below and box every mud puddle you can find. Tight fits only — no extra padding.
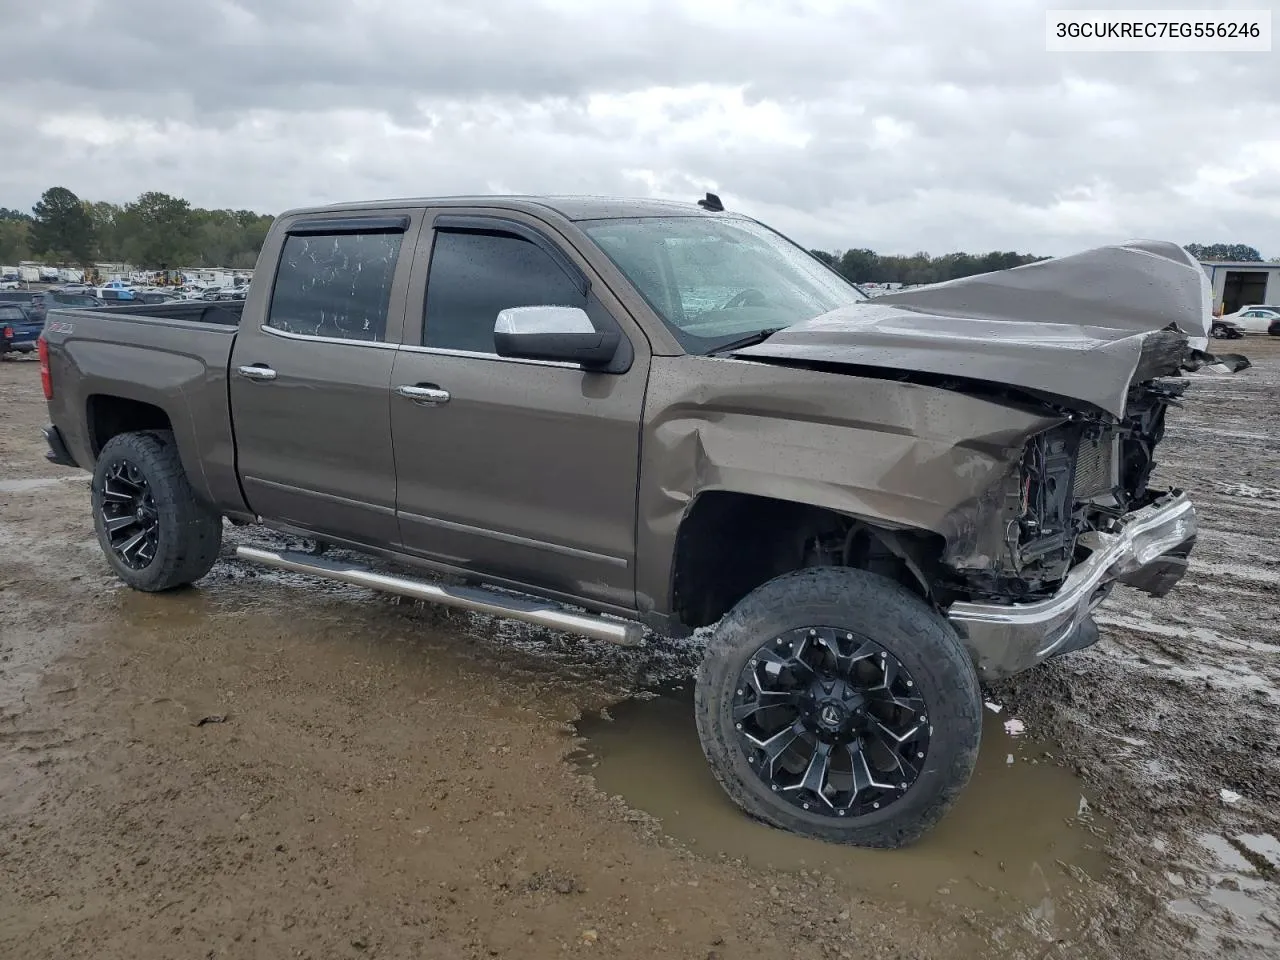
[574,688,1113,940]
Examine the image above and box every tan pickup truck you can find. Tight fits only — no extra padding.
[39,194,1211,847]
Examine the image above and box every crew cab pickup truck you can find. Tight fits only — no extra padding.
[40,195,1209,847]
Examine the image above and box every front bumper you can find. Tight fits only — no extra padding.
[947,491,1197,681]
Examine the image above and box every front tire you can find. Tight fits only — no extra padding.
[694,567,982,848]
[91,430,223,591]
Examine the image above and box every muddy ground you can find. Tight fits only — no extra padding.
[2,340,1278,959]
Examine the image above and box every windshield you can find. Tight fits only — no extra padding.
[581,216,866,353]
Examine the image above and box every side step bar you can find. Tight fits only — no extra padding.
[235,546,646,646]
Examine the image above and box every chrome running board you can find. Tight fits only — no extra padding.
[235,546,645,646]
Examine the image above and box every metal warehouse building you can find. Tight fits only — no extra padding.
[1200,261,1280,314]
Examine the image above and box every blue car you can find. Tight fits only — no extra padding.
[0,302,43,357]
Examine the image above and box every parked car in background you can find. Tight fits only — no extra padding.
[1210,317,1245,339]
[0,302,42,357]
[0,289,38,305]
[1218,305,1280,334]
[27,291,106,323]
[1269,318,1280,337]
[0,278,21,290]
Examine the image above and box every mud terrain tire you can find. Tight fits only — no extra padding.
[694,567,981,848]
[91,430,222,591]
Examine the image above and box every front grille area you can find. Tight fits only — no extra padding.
[1073,434,1116,499]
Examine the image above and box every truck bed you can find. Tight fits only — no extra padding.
[41,302,244,515]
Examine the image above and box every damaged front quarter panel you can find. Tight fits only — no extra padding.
[634,355,1065,616]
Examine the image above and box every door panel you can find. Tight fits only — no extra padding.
[232,331,399,543]
[230,215,420,546]
[390,348,646,608]
[389,218,649,610]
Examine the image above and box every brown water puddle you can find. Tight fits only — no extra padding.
[574,687,1113,937]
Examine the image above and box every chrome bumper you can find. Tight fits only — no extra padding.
[947,492,1197,681]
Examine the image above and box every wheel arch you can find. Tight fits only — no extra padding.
[87,394,174,457]
[669,489,945,630]
[84,391,217,508]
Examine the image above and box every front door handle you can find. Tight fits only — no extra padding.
[237,364,277,381]
[396,384,450,404]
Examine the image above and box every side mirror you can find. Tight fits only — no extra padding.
[493,306,620,368]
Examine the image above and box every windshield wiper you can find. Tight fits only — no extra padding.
[707,327,785,356]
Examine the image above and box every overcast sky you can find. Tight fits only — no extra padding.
[3,0,1277,256]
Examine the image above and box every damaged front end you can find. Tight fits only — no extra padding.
[713,239,1225,680]
[943,331,1199,679]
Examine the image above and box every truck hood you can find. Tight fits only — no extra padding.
[733,239,1213,419]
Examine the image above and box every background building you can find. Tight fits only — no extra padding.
[1200,261,1280,314]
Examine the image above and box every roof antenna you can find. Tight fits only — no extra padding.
[697,192,724,212]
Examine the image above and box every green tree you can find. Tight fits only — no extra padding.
[117,191,197,267]
[88,201,125,261]
[1184,242,1262,262]
[837,248,881,283]
[30,186,96,264]
[0,218,31,263]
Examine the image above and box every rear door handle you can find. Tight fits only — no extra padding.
[396,384,450,404]
[237,364,277,382]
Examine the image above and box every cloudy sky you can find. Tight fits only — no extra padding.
[3,0,1278,256]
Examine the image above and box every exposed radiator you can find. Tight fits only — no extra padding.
[1074,434,1118,500]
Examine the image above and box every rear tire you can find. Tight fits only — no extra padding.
[694,567,982,848]
[91,430,222,591]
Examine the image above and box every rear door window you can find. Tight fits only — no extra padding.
[267,231,403,342]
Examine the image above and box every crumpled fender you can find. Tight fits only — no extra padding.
[635,355,1063,615]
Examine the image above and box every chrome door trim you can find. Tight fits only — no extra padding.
[259,323,400,350]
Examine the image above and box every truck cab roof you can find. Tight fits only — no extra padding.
[285,195,746,223]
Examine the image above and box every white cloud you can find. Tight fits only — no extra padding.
[1,0,1277,255]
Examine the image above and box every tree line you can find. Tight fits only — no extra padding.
[0,187,273,270]
[1,185,1273,281]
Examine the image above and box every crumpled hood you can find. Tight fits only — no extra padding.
[734,239,1212,419]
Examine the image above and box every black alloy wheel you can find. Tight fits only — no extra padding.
[733,626,929,817]
[695,567,982,847]
[90,430,223,591]
[99,459,161,569]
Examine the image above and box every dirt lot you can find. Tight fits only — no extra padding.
[2,340,1278,959]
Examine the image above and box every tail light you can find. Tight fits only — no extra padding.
[37,334,52,400]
